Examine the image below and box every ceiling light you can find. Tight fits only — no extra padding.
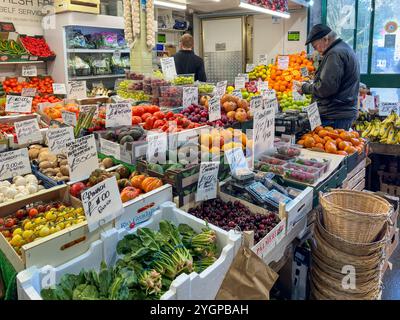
[239,2,290,18]
[154,0,187,10]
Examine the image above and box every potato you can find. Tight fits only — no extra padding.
[56,176,70,182]
[39,147,49,154]
[60,165,70,176]
[42,168,57,176]
[28,148,40,160]
[39,161,55,170]
[59,159,68,167]
[30,145,43,150]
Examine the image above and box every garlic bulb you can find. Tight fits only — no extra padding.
[25,174,38,185]
[123,0,134,47]
[146,0,155,50]
[132,0,140,44]
[6,188,17,199]
[27,184,38,194]
[0,180,11,187]
[14,177,27,187]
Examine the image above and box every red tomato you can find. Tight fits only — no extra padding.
[132,116,142,125]
[153,111,165,120]
[153,120,165,128]
[145,116,155,129]
[141,113,152,121]
[132,106,145,117]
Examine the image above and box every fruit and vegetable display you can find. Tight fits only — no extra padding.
[172,75,195,86]
[2,76,55,95]
[0,175,45,204]
[32,95,62,113]
[29,145,71,183]
[198,83,215,95]
[0,122,47,144]
[41,220,219,300]
[357,111,400,145]
[277,91,312,112]
[99,126,146,146]
[1,201,85,255]
[117,80,150,101]
[248,65,269,81]
[200,127,251,155]
[20,36,55,59]
[0,39,27,56]
[297,126,366,155]
[188,198,280,243]
[226,84,261,103]
[159,86,183,108]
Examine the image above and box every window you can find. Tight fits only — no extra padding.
[371,0,400,74]
[355,0,372,73]
[327,0,355,47]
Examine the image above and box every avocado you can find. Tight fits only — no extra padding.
[120,135,134,145]
[129,128,144,141]
[148,163,164,175]
[104,130,116,142]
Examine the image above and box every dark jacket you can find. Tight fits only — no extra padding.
[302,39,360,120]
[173,50,207,82]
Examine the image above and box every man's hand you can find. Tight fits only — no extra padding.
[293,81,303,94]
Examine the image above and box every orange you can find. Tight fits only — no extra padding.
[314,126,324,133]
[339,141,351,150]
[325,141,338,154]
[315,143,324,149]
[350,138,361,146]
[351,131,360,138]
[337,151,348,156]
[345,146,357,154]
[318,130,329,138]
[340,131,353,141]
[304,137,316,148]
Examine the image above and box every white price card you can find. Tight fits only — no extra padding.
[183,87,199,108]
[5,95,32,113]
[147,132,168,164]
[235,77,246,90]
[246,64,256,73]
[250,96,263,114]
[379,102,400,116]
[100,138,121,161]
[225,147,249,174]
[21,88,37,97]
[238,73,249,82]
[161,57,177,81]
[52,83,67,95]
[81,176,124,232]
[300,67,309,77]
[208,95,221,122]
[262,89,277,101]
[106,103,132,128]
[62,110,77,126]
[0,148,32,180]
[257,81,269,92]
[22,65,37,77]
[67,81,87,100]
[254,99,276,159]
[66,135,99,183]
[258,54,268,66]
[46,127,75,155]
[113,50,121,60]
[17,77,26,83]
[80,104,99,116]
[215,81,227,98]
[278,56,290,70]
[14,119,42,145]
[364,95,376,110]
[8,32,18,41]
[293,90,306,101]
[304,102,322,131]
[232,90,243,98]
[196,162,220,202]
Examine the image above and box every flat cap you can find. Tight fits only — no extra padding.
[305,24,332,45]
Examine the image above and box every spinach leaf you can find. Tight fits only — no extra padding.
[109,277,130,300]
[138,228,161,251]
[72,284,99,300]
[98,261,114,298]
[117,234,142,255]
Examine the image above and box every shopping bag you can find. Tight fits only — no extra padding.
[216,245,279,300]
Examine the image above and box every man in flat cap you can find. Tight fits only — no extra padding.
[296,24,360,130]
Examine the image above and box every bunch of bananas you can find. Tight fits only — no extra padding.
[361,111,400,144]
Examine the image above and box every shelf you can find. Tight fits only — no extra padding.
[0,61,45,65]
[369,142,400,157]
[69,74,126,81]
[157,29,187,33]
[67,49,130,54]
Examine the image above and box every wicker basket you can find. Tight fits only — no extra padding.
[319,190,392,243]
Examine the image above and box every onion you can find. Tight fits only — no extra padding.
[25,174,38,185]
[14,177,27,187]
[27,184,38,194]
[6,188,17,199]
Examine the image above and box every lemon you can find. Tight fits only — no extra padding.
[24,221,34,230]
[13,228,23,237]
[22,230,34,240]
[39,226,50,237]
[45,212,56,221]
[10,234,24,247]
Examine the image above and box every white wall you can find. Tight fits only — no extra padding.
[202,18,243,53]
[253,9,308,63]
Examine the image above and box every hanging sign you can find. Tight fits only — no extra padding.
[258,54,268,66]
[46,127,75,155]
[304,102,322,131]
[0,149,32,181]
[246,64,256,73]
[208,95,221,122]
[235,77,246,89]
[379,102,400,116]
[62,110,77,127]
[183,87,199,108]
[5,95,32,113]
[21,88,37,97]
[215,81,227,98]
[22,65,37,77]
[52,83,67,95]
[106,103,132,128]
[67,81,87,100]
[196,162,220,202]
[81,176,123,232]
[254,99,276,159]
[161,57,177,81]
[14,118,42,145]
[278,56,290,70]
[100,138,121,161]
[66,135,99,183]
[147,132,168,164]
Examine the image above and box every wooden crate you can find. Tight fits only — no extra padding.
[54,0,100,14]
[342,160,366,190]
[0,185,112,272]
[378,172,400,197]
[386,228,399,261]
[353,178,366,191]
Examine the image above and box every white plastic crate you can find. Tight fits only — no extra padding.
[17,202,241,300]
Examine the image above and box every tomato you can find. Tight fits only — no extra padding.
[145,116,155,129]
[141,113,152,121]
[132,106,145,117]
[132,116,142,125]
[153,111,165,120]
[153,120,165,128]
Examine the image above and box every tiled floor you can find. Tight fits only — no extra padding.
[382,245,400,300]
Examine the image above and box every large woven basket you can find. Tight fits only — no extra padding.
[315,212,388,256]
[319,190,392,243]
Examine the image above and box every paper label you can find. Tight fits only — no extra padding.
[262,89,277,101]
[235,77,246,89]
[22,65,37,77]
[14,118,42,145]
[208,95,221,122]
[196,162,220,202]
[100,138,121,160]
[225,147,249,174]
[183,87,199,108]
[364,95,375,110]
[258,54,268,66]
[300,67,309,77]
[379,102,400,116]
[0,149,32,180]
[250,96,263,114]
[66,135,99,183]
[62,110,77,126]
[278,56,290,70]
[257,81,269,92]
[46,127,75,155]
[254,99,276,159]
[293,90,306,101]
[80,104,99,116]
[113,50,121,60]
[246,64,256,73]
[215,81,227,98]
[238,73,249,82]
[21,88,37,97]
[5,95,32,113]
[161,57,177,81]
[304,102,322,131]
[52,83,67,95]
[81,176,123,232]
[147,132,168,164]
[106,103,132,128]
[67,81,87,100]
[232,90,243,98]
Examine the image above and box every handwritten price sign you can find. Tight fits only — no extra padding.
[225,147,249,174]
[21,88,37,97]
[62,110,77,126]
[52,83,67,95]
[147,132,168,164]
[183,87,199,108]
[66,135,99,183]
[250,96,262,114]
[46,127,74,155]
[215,81,227,98]
[5,95,33,113]
[81,176,123,232]
[22,65,37,77]
[14,119,43,145]
[278,56,290,70]
[106,103,132,128]
[304,102,322,131]
[0,149,32,181]
[208,95,221,122]
[161,57,177,81]
[67,81,87,100]
[196,162,220,202]
[100,138,121,160]
[235,77,246,90]
[254,99,275,159]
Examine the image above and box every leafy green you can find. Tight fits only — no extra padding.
[98,261,114,298]
[109,277,130,300]
[116,234,142,255]
[72,284,99,300]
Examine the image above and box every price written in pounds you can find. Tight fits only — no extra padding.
[0,149,32,180]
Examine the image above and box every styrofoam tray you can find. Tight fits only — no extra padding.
[17,202,241,300]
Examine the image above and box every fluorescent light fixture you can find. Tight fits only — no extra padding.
[239,2,291,19]
[154,0,187,10]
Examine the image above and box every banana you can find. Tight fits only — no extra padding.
[362,122,373,138]
[387,128,397,144]
[382,123,393,139]
[371,120,381,137]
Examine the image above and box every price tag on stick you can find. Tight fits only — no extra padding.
[66,135,99,183]
[161,57,177,81]
[235,77,246,90]
[208,96,221,122]
[62,110,77,126]
[304,102,322,131]
[0,149,32,180]
[5,95,33,113]
[147,132,168,164]
[67,81,87,100]
[246,64,255,73]
[106,103,132,128]
[14,119,42,145]
[52,83,67,95]
[46,127,75,155]
[225,147,249,174]
[258,54,268,66]
[22,65,37,77]
[21,88,37,97]
[250,96,262,114]
[196,162,220,202]
[278,56,290,70]
[215,81,227,98]
[100,138,121,160]
[183,87,199,108]
[81,176,124,232]
[254,99,276,159]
